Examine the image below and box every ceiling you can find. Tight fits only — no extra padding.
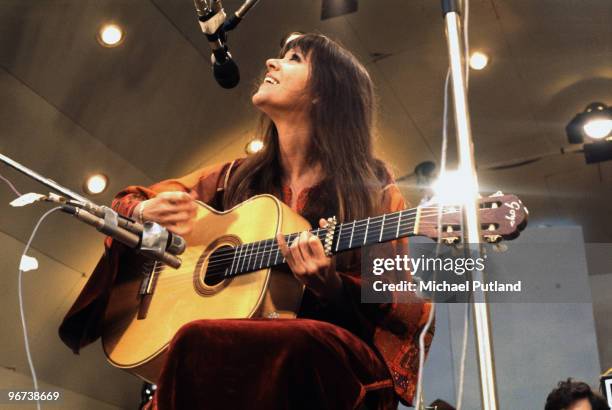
[0,0,610,408]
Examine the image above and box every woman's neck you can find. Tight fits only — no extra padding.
[273,115,323,189]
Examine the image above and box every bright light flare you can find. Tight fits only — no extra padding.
[469,52,489,70]
[84,174,108,195]
[245,139,264,155]
[583,119,612,139]
[20,255,39,272]
[431,170,479,205]
[99,24,123,47]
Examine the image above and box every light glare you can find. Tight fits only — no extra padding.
[245,139,264,155]
[99,24,123,46]
[583,119,612,140]
[469,52,489,70]
[85,174,108,194]
[432,170,478,205]
[20,255,39,272]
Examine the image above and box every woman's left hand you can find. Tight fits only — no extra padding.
[276,218,343,302]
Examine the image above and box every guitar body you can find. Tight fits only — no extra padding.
[101,194,310,383]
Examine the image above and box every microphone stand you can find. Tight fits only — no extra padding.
[440,1,499,408]
[0,152,183,268]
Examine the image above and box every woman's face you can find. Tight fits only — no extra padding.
[252,47,312,116]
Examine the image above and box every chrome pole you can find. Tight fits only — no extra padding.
[441,1,499,408]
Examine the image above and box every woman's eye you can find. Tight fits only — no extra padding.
[290,53,301,62]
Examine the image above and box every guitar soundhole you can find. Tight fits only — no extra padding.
[203,245,234,286]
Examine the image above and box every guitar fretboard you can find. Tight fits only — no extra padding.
[205,207,423,281]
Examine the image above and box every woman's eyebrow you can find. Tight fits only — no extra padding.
[283,49,302,58]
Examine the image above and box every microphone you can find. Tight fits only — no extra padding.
[194,0,260,89]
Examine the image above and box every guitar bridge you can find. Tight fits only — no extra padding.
[137,261,162,319]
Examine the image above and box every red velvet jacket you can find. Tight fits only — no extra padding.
[59,159,434,406]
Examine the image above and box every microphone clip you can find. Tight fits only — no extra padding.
[195,0,227,37]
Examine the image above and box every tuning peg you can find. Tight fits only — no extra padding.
[484,234,501,243]
[490,191,504,197]
[443,236,460,245]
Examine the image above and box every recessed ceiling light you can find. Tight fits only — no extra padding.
[84,174,108,195]
[567,102,612,142]
[245,139,264,155]
[98,24,124,47]
[469,52,489,70]
[584,119,612,140]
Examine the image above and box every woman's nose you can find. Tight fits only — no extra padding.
[266,58,280,71]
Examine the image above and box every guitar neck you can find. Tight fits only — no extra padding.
[207,193,527,281]
[221,206,424,278]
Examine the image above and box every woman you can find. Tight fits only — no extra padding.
[60,33,433,409]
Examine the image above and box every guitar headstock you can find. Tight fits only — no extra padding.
[417,192,528,244]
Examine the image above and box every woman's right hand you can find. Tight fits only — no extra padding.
[136,191,198,236]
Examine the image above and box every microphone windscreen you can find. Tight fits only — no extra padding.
[213,58,240,89]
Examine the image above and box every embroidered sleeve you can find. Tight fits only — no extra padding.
[111,159,241,217]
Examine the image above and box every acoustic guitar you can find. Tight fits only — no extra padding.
[102,192,527,382]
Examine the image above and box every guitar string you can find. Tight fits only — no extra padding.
[149,210,472,286]
[144,220,481,293]
[159,203,458,264]
[145,223,449,294]
[208,206,411,256]
[150,208,462,277]
[149,208,469,281]
[151,223,468,285]
[150,224,445,286]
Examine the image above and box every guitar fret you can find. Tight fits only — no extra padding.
[399,211,409,237]
[235,244,242,274]
[396,210,402,239]
[384,212,399,242]
[363,217,370,245]
[348,220,355,248]
[351,222,363,247]
[239,243,249,273]
[335,223,343,252]
[265,239,272,267]
[255,242,260,269]
[247,242,253,271]
[261,241,265,268]
[229,248,237,276]
[379,214,386,242]
[274,239,281,265]
[266,239,273,267]
[234,245,242,275]
[246,243,252,271]
[254,241,261,270]
[257,240,262,269]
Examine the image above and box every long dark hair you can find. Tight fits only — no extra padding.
[223,33,390,222]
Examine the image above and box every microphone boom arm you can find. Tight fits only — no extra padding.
[0,152,184,268]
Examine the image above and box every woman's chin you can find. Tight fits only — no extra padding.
[251,93,274,114]
[251,91,266,107]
